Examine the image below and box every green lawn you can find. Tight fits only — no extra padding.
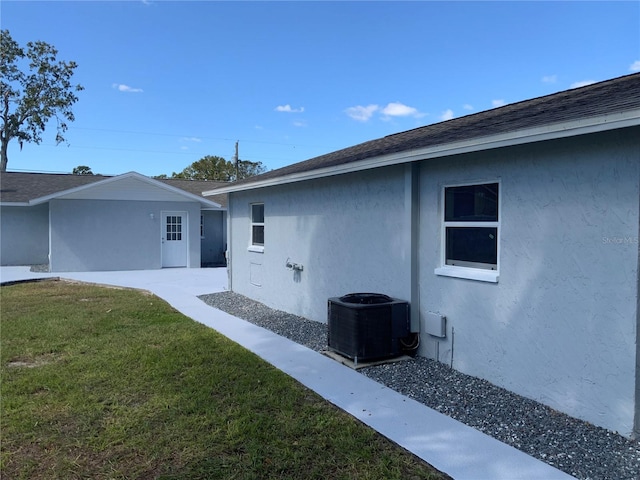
[1,280,445,480]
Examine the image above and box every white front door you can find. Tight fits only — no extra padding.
[161,211,188,267]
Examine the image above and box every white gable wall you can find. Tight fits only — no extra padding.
[52,175,201,203]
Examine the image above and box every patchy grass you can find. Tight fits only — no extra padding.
[1,281,445,480]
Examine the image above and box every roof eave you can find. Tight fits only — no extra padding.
[0,202,31,207]
[205,109,640,195]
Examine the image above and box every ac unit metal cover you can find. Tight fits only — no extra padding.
[327,293,409,364]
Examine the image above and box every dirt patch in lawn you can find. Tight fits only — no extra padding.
[6,353,61,369]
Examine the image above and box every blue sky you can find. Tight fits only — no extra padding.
[3,1,639,177]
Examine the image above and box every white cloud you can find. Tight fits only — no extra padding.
[381,102,424,118]
[570,80,596,89]
[492,99,506,108]
[275,104,304,113]
[292,120,307,127]
[463,104,473,111]
[542,75,557,84]
[439,109,454,121]
[112,83,143,93]
[180,137,201,143]
[345,101,424,122]
[345,104,379,122]
[629,60,640,72]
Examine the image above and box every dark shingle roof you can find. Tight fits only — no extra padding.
[0,172,229,207]
[227,73,640,189]
[0,172,108,203]
[158,178,228,207]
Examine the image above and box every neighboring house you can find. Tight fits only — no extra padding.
[0,171,227,271]
[205,73,640,438]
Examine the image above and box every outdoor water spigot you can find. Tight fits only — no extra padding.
[285,258,303,271]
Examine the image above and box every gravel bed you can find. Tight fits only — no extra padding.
[199,291,640,480]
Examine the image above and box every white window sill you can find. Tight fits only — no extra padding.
[434,266,499,283]
[248,245,264,253]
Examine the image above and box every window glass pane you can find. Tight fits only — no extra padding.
[252,204,264,223]
[177,233,182,241]
[176,217,181,224]
[445,183,498,222]
[446,227,497,268]
[252,225,264,245]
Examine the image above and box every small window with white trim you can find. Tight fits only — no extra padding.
[436,182,499,282]
[250,203,264,249]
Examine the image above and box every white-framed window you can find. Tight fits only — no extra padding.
[435,182,500,283]
[249,203,264,252]
[200,214,204,238]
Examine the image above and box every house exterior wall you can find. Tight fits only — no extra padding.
[49,199,201,272]
[227,127,639,437]
[201,210,227,266]
[0,204,49,266]
[228,166,411,321]
[417,127,639,437]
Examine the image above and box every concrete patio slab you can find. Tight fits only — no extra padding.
[0,266,575,480]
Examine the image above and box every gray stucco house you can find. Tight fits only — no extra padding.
[206,73,640,437]
[0,171,227,271]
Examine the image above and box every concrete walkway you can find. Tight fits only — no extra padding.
[1,266,575,480]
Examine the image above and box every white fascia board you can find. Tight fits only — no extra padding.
[0,202,31,207]
[205,109,640,196]
[28,171,222,209]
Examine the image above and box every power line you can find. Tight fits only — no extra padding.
[15,140,311,165]
[68,126,330,149]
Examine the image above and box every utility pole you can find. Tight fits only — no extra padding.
[234,140,239,182]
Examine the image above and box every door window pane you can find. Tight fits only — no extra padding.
[166,216,183,242]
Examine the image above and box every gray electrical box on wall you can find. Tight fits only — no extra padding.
[426,312,446,338]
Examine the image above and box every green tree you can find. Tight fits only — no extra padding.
[170,155,266,181]
[236,158,267,180]
[0,30,83,171]
[72,165,93,175]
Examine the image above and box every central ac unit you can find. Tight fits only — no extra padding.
[327,293,410,364]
